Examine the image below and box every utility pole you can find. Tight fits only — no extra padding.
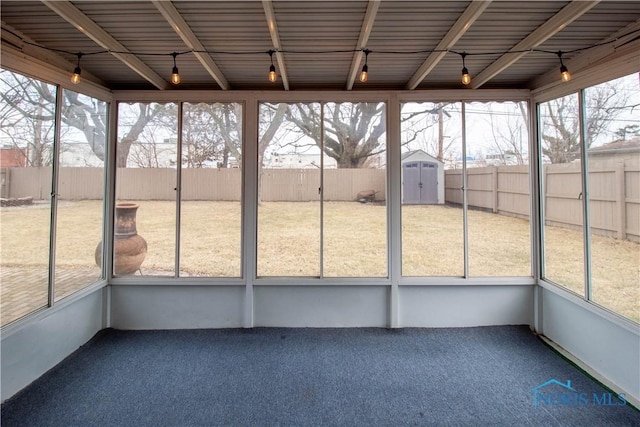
[437,104,444,161]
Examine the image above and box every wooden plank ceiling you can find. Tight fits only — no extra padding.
[1,0,639,91]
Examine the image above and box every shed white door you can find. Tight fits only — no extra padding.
[403,161,438,204]
[421,162,438,204]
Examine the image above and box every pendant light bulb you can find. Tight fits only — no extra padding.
[71,53,82,85]
[268,50,277,83]
[269,65,277,83]
[171,53,181,85]
[461,67,471,85]
[557,51,571,83]
[359,64,368,83]
[460,52,471,86]
[171,67,181,85]
[560,65,571,82]
[359,49,370,83]
[71,66,81,85]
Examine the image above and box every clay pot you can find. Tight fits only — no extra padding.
[95,203,148,275]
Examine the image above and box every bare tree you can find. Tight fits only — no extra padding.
[541,81,633,163]
[613,124,640,141]
[0,72,56,166]
[127,121,176,169]
[401,103,459,161]
[260,101,447,173]
[61,91,107,162]
[486,102,528,165]
[182,103,242,168]
[285,102,386,168]
[208,103,242,168]
[117,103,171,168]
[129,142,163,168]
[0,69,164,168]
[258,103,288,202]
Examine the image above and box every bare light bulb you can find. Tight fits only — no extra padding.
[268,64,277,83]
[557,51,571,83]
[461,68,471,85]
[170,53,181,85]
[560,65,571,82]
[171,66,181,85]
[71,66,81,85]
[359,64,368,83]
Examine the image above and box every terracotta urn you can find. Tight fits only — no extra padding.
[95,202,148,275]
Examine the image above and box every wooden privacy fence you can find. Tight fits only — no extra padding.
[3,163,638,242]
[445,165,530,219]
[444,161,639,242]
[0,168,9,198]
[261,168,386,202]
[2,167,385,203]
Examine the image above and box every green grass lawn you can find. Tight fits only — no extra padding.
[1,200,638,324]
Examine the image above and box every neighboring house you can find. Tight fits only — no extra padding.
[265,153,337,169]
[588,138,640,166]
[59,143,104,167]
[451,155,485,169]
[401,149,444,205]
[484,152,519,166]
[0,147,27,167]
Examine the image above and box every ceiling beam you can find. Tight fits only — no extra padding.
[470,0,600,89]
[152,1,230,90]
[530,19,640,92]
[1,23,106,87]
[533,37,640,102]
[41,0,170,90]
[406,0,490,90]
[262,0,289,90]
[346,0,380,90]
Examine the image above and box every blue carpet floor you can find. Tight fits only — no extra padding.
[1,326,638,426]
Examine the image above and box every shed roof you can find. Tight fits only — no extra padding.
[402,149,444,164]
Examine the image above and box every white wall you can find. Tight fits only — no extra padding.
[108,284,532,329]
[540,285,640,406]
[254,286,389,327]
[400,285,533,327]
[1,286,105,402]
[110,285,245,329]
[6,281,638,407]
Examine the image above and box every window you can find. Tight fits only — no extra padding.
[402,101,530,278]
[584,73,640,323]
[257,101,387,277]
[540,93,584,294]
[0,69,56,325]
[115,102,177,277]
[322,102,387,277]
[465,101,531,276]
[257,103,321,276]
[540,74,640,323]
[180,102,242,277]
[55,90,107,300]
[401,102,463,276]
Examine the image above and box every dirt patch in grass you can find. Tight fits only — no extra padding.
[1,200,638,323]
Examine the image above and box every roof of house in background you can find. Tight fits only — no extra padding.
[589,138,640,155]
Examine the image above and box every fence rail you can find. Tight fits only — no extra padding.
[444,162,639,242]
[2,167,386,203]
[445,165,530,219]
[2,163,638,242]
